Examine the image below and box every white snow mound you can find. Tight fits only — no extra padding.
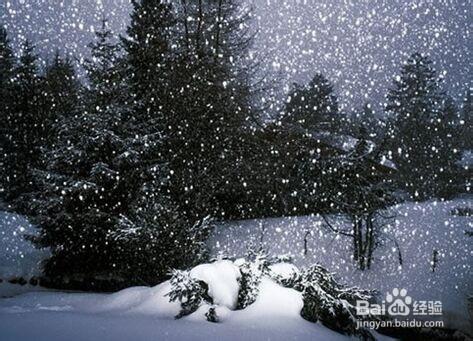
[189,260,241,309]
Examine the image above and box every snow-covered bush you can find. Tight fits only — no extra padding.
[235,252,269,309]
[270,254,294,264]
[166,257,375,338]
[268,260,300,285]
[237,259,265,309]
[282,264,375,336]
[167,260,241,319]
[205,306,219,323]
[167,269,212,318]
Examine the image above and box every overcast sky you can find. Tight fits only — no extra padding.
[2,0,471,111]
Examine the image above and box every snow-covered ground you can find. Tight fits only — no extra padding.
[209,197,473,334]
[0,211,354,341]
[0,262,353,341]
[0,198,471,340]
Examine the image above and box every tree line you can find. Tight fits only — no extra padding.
[0,0,470,289]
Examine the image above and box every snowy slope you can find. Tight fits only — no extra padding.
[209,198,473,334]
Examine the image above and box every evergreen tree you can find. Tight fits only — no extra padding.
[2,40,46,205]
[43,52,81,130]
[29,18,145,287]
[252,73,340,217]
[386,53,455,199]
[435,96,467,197]
[29,26,137,285]
[166,0,255,220]
[30,15,211,289]
[352,103,385,142]
[460,88,472,150]
[0,26,16,197]
[122,0,175,129]
[84,18,131,128]
[122,1,255,220]
[283,73,339,132]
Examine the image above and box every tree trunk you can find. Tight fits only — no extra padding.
[353,216,359,262]
[366,213,375,269]
[303,230,310,256]
[214,0,223,61]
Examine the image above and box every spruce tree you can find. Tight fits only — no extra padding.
[121,0,256,220]
[335,140,395,270]
[386,53,453,199]
[434,96,465,197]
[44,52,80,114]
[3,40,46,206]
[42,52,81,139]
[85,18,129,115]
[29,18,148,288]
[283,73,339,132]
[460,88,472,150]
[30,15,211,288]
[122,0,175,129]
[29,27,134,286]
[0,26,16,197]
[164,0,255,220]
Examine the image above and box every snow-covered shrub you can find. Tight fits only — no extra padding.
[167,269,212,319]
[189,260,241,309]
[167,260,240,318]
[165,258,376,337]
[205,306,219,323]
[282,264,375,336]
[268,262,300,285]
[236,261,261,310]
[236,251,270,309]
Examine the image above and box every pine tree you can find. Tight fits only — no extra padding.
[2,40,46,205]
[353,103,385,142]
[43,52,81,131]
[121,1,256,220]
[434,96,466,197]
[324,133,396,270]
[460,88,472,150]
[165,0,255,220]
[85,18,128,115]
[122,0,175,129]
[0,26,16,197]
[29,14,212,288]
[283,73,339,132]
[385,52,449,199]
[28,18,152,288]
